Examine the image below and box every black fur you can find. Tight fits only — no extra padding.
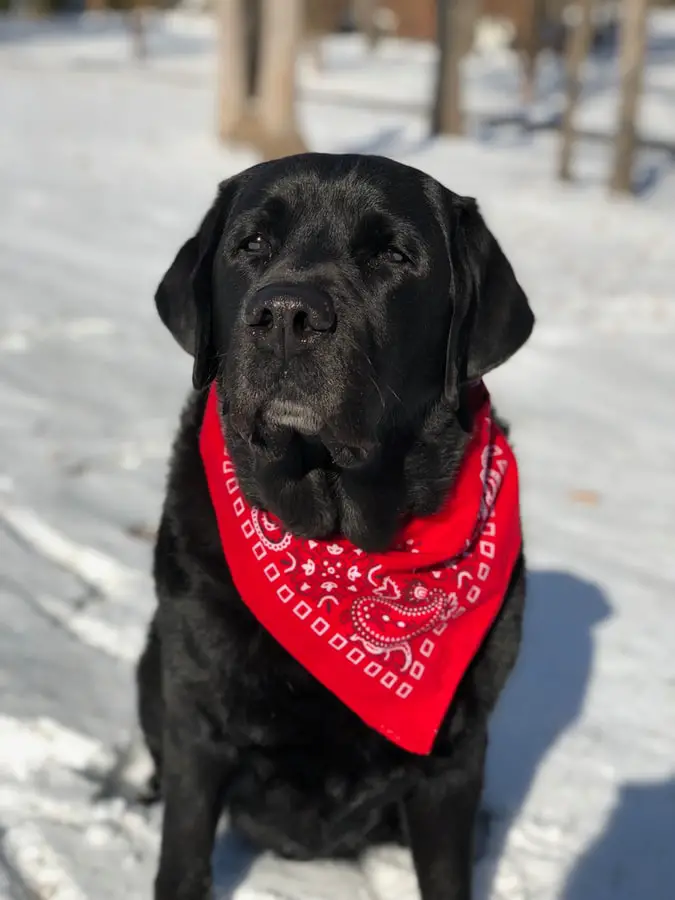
[138,153,534,900]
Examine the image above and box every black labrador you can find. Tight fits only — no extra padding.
[137,153,534,900]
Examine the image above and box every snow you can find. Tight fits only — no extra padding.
[1,10,674,900]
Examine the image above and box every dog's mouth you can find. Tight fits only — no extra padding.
[258,398,377,467]
[262,398,323,436]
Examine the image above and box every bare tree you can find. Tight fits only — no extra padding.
[216,0,250,143]
[517,0,540,110]
[431,0,478,137]
[610,0,650,194]
[558,0,596,181]
[256,0,307,158]
[216,0,307,159]
[128,1,147,61]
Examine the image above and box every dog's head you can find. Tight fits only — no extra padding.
[156,154,533,548]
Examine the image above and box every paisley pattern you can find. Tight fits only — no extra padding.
[350,583,461,672]
[251,507,293,551]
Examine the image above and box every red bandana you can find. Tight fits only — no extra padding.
[200,384,522,754]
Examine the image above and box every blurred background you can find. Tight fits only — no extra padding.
[1,2,674,900]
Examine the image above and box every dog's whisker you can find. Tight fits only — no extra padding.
[367,373,386,412]
[348,343,386,412]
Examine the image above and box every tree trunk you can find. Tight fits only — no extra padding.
[244,0,262,99]
[216,0,307,158]
[518,0,540,110]
[129,2,147,61]
[216,0,249,142]
[610,0,650,194]
[557,0,596,181]
[256,0,307,159]
[431,0,478,137]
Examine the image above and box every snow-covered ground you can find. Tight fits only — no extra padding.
[1,11,674,900]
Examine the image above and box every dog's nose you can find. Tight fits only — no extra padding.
[244,283,336,358]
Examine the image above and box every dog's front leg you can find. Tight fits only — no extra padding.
[154,702,229,900]
[402,735,486,900]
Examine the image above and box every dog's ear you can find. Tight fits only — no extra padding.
[444,196,534,408]
[155,177,238,390]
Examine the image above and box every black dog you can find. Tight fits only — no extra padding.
[137,153,534,900]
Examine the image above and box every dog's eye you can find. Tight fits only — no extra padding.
[240,234,272,257]
[382,247,408,264]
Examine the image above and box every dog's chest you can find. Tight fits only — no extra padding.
[207,593,403,769]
